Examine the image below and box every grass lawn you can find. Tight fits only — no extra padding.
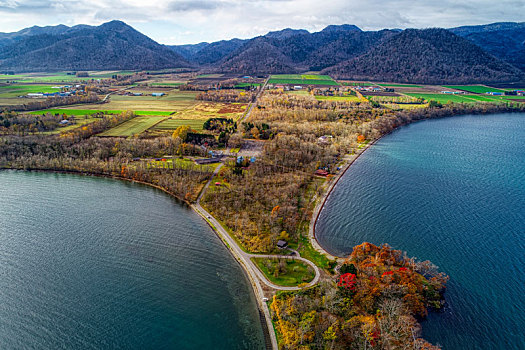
[98,116,166,137]
[442,85,507,94]
[315,95,361,102]
[147,158,218,172]
[252,257,315,286]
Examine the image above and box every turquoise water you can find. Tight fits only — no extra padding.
[0,171,265,349]
[316,113,525,349]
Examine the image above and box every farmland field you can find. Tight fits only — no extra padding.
[269,74,339,86]
[30,109,174,116]
[404,93,480,104]
[0,84,61,98]
[377,84,422,88]
[98,116,166,137]
[315,95,361,102]
[442,85,507,94]
[151,118,205,131]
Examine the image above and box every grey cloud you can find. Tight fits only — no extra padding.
[167,0,227,12]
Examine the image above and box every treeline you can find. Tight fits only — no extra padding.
[0,111,63,135]
[271,243,448,349]
[196,90,256,103]
[0,132,213,201]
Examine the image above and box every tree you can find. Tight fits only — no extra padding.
[172,125,195,142]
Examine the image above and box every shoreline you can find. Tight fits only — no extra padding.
[308,135,384,260]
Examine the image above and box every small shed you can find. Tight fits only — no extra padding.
[277,240,288,249]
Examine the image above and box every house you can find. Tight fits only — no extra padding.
[277,240,288,249]
[314,169,329,177]
[318,135,333,144]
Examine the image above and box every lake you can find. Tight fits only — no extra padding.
[316,113,525,349]
[0,171,265,349]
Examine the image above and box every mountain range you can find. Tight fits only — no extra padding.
[0,20,524,84]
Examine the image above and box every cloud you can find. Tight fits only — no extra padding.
[167,0,226,12]
[0,0,523,43]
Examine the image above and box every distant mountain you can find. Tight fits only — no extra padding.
[0,21,190,72]
[320,24,362,33]
[450,22,525,71]
[450,22,525,36]
[218,37,298,74]
[323,28,524,84]
[265,28,309,39]
[212,24,380,73]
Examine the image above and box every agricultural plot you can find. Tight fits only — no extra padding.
[30,109,174,116]
[98,116,166,137]
[340,81,374,87]
[442,85,507,94]
[269,74,339,86]
[315,95,361,102]
[43,117,100,134]
[377,84,422,88]
[0,84,61,98]
[151,118,205,131]
[66,90,198,112]
[404,93,479,104]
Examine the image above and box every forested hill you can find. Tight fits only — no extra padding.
[0,21,191,72]
[1,20,524,84]
[323,28,524,84]
[450,22,525,71]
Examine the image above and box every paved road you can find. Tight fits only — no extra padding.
[238,76,270,124]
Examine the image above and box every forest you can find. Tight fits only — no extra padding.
[271,243,448,349]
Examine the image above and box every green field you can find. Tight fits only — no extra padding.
[98,116,167,137]
[234,83,261,88]
[0,71,136,83]
[150,118,205,131]
[269,74,339,86]
[443,85,507,94]
[252,257,315,287]
[404,93,480,104]
[0,85,61,98]
[30,109,174,116]
[147,158,218,171]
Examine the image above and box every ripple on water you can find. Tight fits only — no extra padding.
[0,170,265,349]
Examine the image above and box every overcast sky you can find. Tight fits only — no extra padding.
[0,0,524,44]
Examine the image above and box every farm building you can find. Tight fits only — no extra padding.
[314,169,329,177]
[152,92,165,97]
[195,157,222,165]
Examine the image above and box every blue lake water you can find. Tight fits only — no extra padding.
[0,171,265,349]
[316,113,525,349]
